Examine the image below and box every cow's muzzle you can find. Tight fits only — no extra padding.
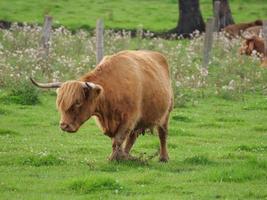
[60,122,77,133]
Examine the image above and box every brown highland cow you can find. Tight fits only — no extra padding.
[31,50,173,162]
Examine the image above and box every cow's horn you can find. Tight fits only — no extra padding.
[30,77,62,88]
[82,82,97,89]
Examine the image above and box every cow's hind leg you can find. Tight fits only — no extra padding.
[157,123,169,162]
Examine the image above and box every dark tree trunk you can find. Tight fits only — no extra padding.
[169,0,205,37]
[213,0,234,30]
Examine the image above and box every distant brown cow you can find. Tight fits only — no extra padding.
[31,50,173,162]
[223,20,262,38]
[239,35,267,67]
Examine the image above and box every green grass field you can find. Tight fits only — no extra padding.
[0,0,267,31]
[1,0,267,199]
[0,92,267,199]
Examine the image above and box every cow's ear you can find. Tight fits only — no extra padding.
[93,84,102,96]
[90,84,102,97]
[84,82,102,99]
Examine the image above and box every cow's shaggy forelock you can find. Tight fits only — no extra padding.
[56,81,85,111]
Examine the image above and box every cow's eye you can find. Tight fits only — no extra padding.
[75,102,82,108]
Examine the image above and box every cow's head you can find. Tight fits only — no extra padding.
[240,35,264,56]
[31,78,102,133]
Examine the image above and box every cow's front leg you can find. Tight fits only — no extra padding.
[109,137,128,161]
[108,124,133,161]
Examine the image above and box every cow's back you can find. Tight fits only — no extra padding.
[128,51,172,125]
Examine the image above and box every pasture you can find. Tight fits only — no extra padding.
[0,92,267,199]
[0,0,267,199]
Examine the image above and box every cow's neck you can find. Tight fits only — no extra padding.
[81,71,119,137]
[94,93,117,137]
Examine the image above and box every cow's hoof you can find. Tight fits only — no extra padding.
[159,156,169,162]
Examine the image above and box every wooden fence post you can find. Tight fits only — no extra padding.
[40,15,53,58]
[202,18,215,69]
[96,19,104,64]
[261,20,267,67]
[39,15,53,78]
[213,0,221,32]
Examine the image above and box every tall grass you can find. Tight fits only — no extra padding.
[0,23,267,106]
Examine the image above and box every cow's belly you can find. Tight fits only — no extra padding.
[140,86,171,124]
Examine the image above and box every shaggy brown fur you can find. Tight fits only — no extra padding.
[56,50,173,162]
[56,81,86,111]
[223,20,262,39]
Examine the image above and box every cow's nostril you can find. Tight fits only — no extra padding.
[60,123,69,130]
